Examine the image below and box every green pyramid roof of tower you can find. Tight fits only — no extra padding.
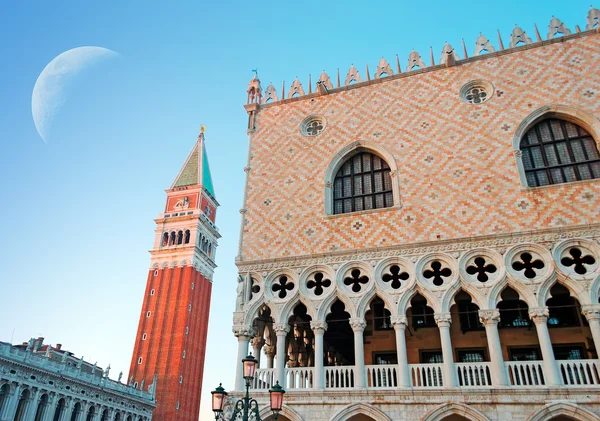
[171,134,216,199]
[201,142,215,198]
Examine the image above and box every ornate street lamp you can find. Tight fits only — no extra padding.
[212,353,286,421]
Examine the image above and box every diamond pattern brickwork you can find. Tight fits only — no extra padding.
[240,36,600,262]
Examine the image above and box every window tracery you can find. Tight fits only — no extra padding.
[333,152,393,214]
[520,119,600,187]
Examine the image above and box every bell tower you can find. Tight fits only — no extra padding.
[129,127,219,421]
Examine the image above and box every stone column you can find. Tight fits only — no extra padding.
[435,312,457,387]
[58,398,73,421]
[233,325,254,392]
[310,321,327,389]
[274,323,290,388]
[250,337,265,368]
[479,309,509,386]
[264,345,276,369]
[582,304,600,356]
[391,316,411,387]
[529,307,562,386]
[2,384,21,421]
[349,318,367,388]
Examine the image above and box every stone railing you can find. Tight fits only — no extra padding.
[251,360,600,391]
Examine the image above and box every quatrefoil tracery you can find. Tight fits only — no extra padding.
[382,265,409,289]
[272,275,294,299]
[466,257,497,283]
[561,248,596,275]
[512,252,545,279]
[423,261,452,286]
[344,269,370,293]
[306,272,331,296]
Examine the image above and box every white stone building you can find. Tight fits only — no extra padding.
[229,7,600,421]
[0,340,155,421]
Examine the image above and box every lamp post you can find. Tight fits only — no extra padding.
[212,353,286,421]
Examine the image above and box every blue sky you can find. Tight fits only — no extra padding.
[0,1,596,419]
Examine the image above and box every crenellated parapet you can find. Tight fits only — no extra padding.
[245,7,600,106]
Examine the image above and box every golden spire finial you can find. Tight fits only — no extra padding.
[200,125,206,134]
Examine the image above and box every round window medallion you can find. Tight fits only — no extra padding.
[300,115,326,136]
[460,80,494,105]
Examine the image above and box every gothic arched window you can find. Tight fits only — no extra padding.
[520,118,600,187]
[333,152,393,214]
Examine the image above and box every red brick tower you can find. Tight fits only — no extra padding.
[129,128,219,421]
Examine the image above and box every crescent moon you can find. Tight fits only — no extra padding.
[31,46,119,143]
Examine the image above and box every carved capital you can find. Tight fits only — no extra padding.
[250,337,265,348]
[434,312,452,327]
[349,317,367,332]
[391,315,408,329]
[310,321,328,334]
[513,149,522,157]
[478,309,501,326]
[529,307,549,324]
[582,304,600,321]
[324,181,332,188]
[263,345,275,357]
[273,323,290,336]
[232,325,255,338]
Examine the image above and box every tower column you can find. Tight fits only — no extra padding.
[310,321,327,389]
[530,307,562,386]
[391,316,411,387]
[233,325,254,392]
[435,313,457,387]
[274,323,290,387]
[582,304,600,355]
[479,309,509,386]
[349,318,367,388]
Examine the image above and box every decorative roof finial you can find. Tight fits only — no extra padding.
[586,5,600,30]
[200,125,206,135]
[547,16,571,39]
[429,46,435,66]
[497,29,505,50]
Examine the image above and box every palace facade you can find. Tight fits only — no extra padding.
[231,7,600,421]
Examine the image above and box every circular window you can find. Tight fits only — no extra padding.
[300,115,326,136]
[460,80,494,104]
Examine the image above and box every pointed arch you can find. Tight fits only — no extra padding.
[422,402,491,421]
[513,104,600,188]
[244,298,280,325]
[280,295,318,323]
[258,404,305,421]
[357,290,396,319]
[527,402,600,421]
[319,292,357,321]
[324,140,401,215]
[537,275,591,307]
[397,285,441,315]
[488,277,537,308]
[442,281,486,313]
[329,402,391,421]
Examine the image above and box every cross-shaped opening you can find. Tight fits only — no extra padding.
[423,261,452,286]
[512,252,545,279]
[382,265,409,289]
[307,272,331,296]
[272,275,294,299]
[343,269,369,293]
[560,248,596,275]
[466,257,497,282]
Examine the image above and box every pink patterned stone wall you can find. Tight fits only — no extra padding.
[240,33,600,263]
